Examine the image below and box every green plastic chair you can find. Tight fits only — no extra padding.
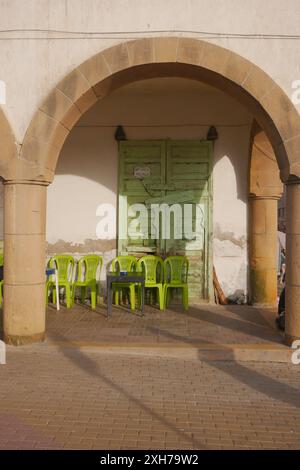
[72,255,103,309]
[163,256,189,310]
[137,255,164,310]
[111,255,137,310]
[47,255,75,308]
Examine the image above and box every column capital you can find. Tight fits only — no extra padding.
[285,176,300,186]
[248,194,281,201]
[4,179,49,187]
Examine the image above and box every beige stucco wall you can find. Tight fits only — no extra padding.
[47,78,252,298]
[0,0,296,301]
[1,0,300,145]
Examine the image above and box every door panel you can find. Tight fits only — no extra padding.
[118,141,166,254]
[165,141,212,301]
[118,140,212,301]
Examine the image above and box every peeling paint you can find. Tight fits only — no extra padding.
[214,224,246,249]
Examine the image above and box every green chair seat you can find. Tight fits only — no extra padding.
[47,254,75,308]
[163,256,189,310]
[72,255,103,309]
[111,255,137,310]
[137,255,164,310]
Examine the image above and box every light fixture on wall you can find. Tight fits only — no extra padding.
[114,125,127,141]
[207,126,218,141]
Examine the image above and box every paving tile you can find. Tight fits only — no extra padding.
[0,304,299,449]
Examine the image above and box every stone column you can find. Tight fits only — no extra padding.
[285,181,300,345]
[3,180,47,345]
[249,196,279,307]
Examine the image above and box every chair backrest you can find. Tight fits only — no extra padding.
[137,255,163,284]
[111,255,137,272]
[49,255,75,282]
[164,256,189,284]
[77,255,103,282]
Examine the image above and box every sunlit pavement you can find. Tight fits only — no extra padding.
[0,304,299,449]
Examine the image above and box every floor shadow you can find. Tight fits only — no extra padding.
[174,305,282,344]
[47,329,208,449]
[209,359,300,410]
[149,324,300,410]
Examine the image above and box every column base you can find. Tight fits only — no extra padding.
[4,331,45,346]
[284,333,300,347]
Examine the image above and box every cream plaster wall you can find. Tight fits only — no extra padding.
[0,0,300,144]
[47,77,252,298]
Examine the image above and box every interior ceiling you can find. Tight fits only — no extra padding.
[116,77,219,95]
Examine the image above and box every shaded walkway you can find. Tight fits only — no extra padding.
[45,303,283,347]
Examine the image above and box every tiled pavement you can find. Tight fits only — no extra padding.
[0,303,299,450]
[45,303,289,362]
[46,302,283,346]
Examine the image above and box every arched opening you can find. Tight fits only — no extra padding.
[249,123,283,307]
[47,77,252,308]
[5,37,300,345]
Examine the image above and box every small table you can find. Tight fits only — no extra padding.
[106,272,145,317]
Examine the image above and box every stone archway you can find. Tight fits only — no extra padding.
[0,108,18,179]
[249,123,283,307]
[5,37,300,345]
[20,38,300,182]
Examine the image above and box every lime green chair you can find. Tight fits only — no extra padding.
[47,255,75,308]
[111,255,137,310]
[137,255,164,310]
[72,255,103,309]
[163,256,189,310]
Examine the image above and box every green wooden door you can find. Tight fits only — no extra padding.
[118,141,166,255]
[118,140,213,301]
[165,141,213,301]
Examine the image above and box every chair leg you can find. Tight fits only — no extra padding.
[52,285,57,305]
[66,285,72,308]
[129,285,135,311]
[158,285,164,311]
[163,285,167,309]
[182,285,189,310]
[114,288,120,306]
[91,287,97,310]
[165,287,171,309]
[137,284,142,309]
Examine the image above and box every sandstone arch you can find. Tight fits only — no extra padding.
[20,37,300,184]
